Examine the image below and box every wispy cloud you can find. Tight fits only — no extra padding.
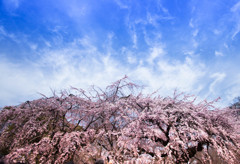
[189,18,194,28]
[2,0,21,11]
[114,0,129,9]
[0,41,127,106]
[0,30,206,106]
[147,46,165,65]
[0,32,239,108]
[1,0,240,109]
[225,73,240,104]
[0,26,17,41]
[146,12,174,26]
[192,29,199,37]
[231,1,240,12]
[215,51,224,57]
[230,1,240,39]
[208,73,226,95]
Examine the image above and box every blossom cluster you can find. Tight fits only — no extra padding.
[0,77,239,163]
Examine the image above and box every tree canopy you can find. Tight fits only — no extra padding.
[0,77,239,164]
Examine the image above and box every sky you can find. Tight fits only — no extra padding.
[0,0,240,108]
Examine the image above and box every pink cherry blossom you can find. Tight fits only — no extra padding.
[0,77,239,163]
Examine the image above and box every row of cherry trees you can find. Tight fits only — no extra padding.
[0,76,239,163]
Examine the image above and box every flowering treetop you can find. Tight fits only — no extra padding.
[0,76,239,164]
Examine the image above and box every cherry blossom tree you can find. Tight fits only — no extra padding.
[0,76,239,163]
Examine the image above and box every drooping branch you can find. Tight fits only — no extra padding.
[0,77,239,164]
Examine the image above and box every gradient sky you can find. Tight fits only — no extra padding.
[1,0,240,107]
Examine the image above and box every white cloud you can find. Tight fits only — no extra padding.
[127,56,137,64]
[215,51,224,57]
[114,0,129,9]
[121,47,137,64]
[0,26,17,41]
[66,3,87,18]
[0,52,126,107]
[213,29,221,35]
[189,18,194,28]
[192,29,199,37]
[143,29,162,46]
[126,55,207,100]
[29,43,38,50]
[127,54,137,64]
[0,28,239,109]
[192,39,198,48]
[231,1,240,39]
[231,24,240,39]
[208,72,226,96]
[132,32,137,48]
[183,50,194,56]
[127,26,138,48]
[147,46,165,65]
[2,0,22,11]
[0,26,7,36]
[0,36,129,107]
[224,43,228,49]
[231,1,240,12]
[156,57,205,92]
[0,58,45,106]
[0,40,237,108]
[146,12,174,26]
[0,40,205,107]
[225,73,240,104]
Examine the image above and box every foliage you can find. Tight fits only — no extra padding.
[0,76,239,164]
[227,96,240,141]
[230,97,240,109]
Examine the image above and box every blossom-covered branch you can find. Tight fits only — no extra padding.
[0,77,239,163]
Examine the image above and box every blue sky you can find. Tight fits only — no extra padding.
[1,0,240,107]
